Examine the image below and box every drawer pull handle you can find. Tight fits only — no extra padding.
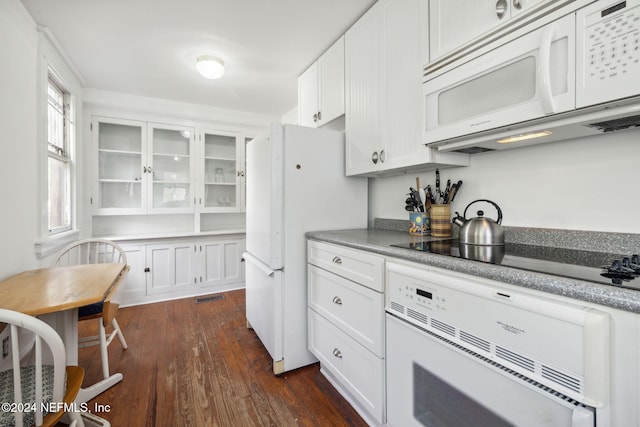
[332,296,343,305]
[333,348,343,358]
[332,256,342,264]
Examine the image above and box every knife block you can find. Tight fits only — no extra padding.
[430,204,452,237]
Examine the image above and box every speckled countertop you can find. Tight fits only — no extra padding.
[306,227,640,314]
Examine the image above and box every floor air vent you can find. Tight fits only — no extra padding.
[195,294,225,304]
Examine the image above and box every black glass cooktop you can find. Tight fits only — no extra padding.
[390,239,640,290]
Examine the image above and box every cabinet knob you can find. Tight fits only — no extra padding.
[313,113,318,123]
[332,296,343,305]
[512,0,522,9]
[371,151,379,164]
[332,348,343,359]
[379,149,385,163]
[332,256,342,264]
[143,166,147,173]
[496,0,508,19]
[317,111,322,122]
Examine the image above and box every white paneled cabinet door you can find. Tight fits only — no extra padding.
[148,123,195,214]
[118,243,146,303]
[93,117,147,214]
[380,0,425,171]
[429,0,560,62]
[317,36,345,127]
[429,0,507,62]
[298,36,345,128]
[509,0,557,18]
[147,242,195,295]
[345,3,383,176]
[199,130,244,213]
[197,239,244,287]
[298,62,319,127]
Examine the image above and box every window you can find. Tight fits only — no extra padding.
[47,77,73,235]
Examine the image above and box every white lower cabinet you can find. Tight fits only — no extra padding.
[117,235,245,306]
[308,310,385,421]
[118,243,146,301]
[198,239,244,287]
[307,240,386,425]
[147,242,195,295]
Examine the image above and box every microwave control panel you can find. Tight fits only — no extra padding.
[577,0,640,106]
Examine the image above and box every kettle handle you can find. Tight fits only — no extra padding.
[462,199,503,224]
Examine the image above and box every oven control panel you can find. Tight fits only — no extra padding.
[390,279,446,311]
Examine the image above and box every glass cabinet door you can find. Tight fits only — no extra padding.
[201,131,242,211]
[148,124,194,213]
[96,118,146,213]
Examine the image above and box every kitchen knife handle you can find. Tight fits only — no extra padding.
[451,180,463,203]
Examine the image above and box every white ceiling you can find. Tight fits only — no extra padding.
[20,0,376,118]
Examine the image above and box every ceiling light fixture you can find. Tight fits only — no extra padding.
[196,55,225,79]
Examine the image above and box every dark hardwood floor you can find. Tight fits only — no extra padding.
[74,289,368,426]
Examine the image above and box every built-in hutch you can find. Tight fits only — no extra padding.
[87,105,262,306]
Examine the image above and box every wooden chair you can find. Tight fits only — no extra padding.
[0,308,84,427]
[50,238,128,380]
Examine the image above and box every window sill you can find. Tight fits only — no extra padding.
[34,229,81,258]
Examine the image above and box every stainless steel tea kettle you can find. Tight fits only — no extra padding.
[452,199,504,246]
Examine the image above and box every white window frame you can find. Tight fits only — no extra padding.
[34,39,83,258]
[47,75,73,235]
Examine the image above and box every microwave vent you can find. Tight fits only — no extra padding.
[587,114,640,132]
[453,146,496,154]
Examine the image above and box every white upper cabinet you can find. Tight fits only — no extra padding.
[429,0,561,62]
[93,117,195,215]
[94,117,147,214]
[148,123,195,213]
[197,130,245,213]
[345,3,382,175]
[298,36,345,128]
[345,0,469,176]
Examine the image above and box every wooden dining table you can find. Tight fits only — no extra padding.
[0,263,128,405]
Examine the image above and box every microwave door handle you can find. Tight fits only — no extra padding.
[538,25,556,115]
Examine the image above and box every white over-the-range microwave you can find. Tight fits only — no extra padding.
[423,0,640,153]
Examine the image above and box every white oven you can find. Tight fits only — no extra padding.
[385,262,611,427]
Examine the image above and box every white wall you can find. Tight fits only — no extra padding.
[369,128,640,233]
[0,0,40,279]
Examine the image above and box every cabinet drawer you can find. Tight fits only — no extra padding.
[308,309,385,424]
[307,240,384,292]
[308,264,384,357]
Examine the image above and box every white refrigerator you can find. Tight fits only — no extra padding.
[243,122,367,374]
